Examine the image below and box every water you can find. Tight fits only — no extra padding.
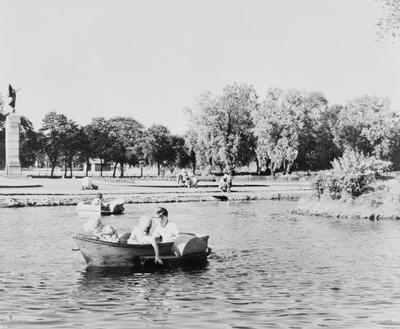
[1,200,400,328]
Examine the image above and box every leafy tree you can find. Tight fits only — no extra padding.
[20,116,39,168]
[330,96,400,162]
[108,117,144,177]
[252,88,300,175]
[186,83,258,174]
[39,112,69,176]
[143,124,176,176]
[377,0,400,38]
[85,118,115,176]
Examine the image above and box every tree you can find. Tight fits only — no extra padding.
[108,117,144,178]
[377,0,400,38]
[330,96,400,162]
[20,116,39,168]
[252,88,300,175]
[39,112,69,176]
[85,118,115,176]
[143,124,176,176]
[186,83,258,174]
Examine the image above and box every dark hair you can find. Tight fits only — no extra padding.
[156,207,168,218]
[97,193,103,199]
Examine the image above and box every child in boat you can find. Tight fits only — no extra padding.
[83,217,119,242]
[152,207,180,242]
[127,216,163,265]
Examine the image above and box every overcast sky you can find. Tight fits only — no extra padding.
[1,0,399,134]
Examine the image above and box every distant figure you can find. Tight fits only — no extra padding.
[177,170,186,188]
[186,173,198,188]
[8,84,17,112]
[81,176,98,190]
[91,193,109,211]
[152,207,179,242]
[127,215,163,264]
[218,173,232,192]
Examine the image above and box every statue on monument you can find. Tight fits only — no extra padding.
[8,84,18,113]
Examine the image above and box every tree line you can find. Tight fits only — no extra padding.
[1,83,399,177]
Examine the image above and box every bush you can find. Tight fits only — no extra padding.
[313,149,391,199]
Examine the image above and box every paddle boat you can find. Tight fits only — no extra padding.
[77,198,125,215]
[73,233,210,268]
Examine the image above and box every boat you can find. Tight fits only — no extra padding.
[73,233,210,268]
[77,198,125,215]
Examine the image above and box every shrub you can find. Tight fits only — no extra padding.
[313,149,391,199]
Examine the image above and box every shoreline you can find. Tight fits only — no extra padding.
[0,176,312,208]
[0,190,310,208]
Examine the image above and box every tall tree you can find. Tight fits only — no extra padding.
[108,117,144,178]
[39,112,69,176]
[85,118,115,176]
[186,83,258,174]
[330,96,400,161]
[143,125,176,176]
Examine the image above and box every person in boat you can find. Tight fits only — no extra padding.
[152,207,180,242]
[91,193,110,211]
[84,217,119,242]
[218,173,232,192]
[127,215,163,265]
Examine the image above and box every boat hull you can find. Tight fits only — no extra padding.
[73,234,209,268]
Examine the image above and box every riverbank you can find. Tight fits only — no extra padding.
[294,178,400,220]
[0,176,312,207]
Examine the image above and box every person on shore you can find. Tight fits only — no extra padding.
[127,215,163,265]
[152,207,180,242]
[218,173,232,192]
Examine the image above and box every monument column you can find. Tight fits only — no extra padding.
[5,112,22,176]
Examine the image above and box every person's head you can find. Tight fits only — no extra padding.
[156,207,169,227]
[139,215,152,235]
[96,193,103,200]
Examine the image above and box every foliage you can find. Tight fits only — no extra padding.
[377,0,400,38]
[313,149,392,199]
[143,125,176,175]
[186,83,258,174]
[107,117,144,177]
[330,96,400,165]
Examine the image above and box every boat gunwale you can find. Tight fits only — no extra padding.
[73,234,209,249]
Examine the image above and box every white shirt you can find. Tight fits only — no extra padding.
[152,222,179,242]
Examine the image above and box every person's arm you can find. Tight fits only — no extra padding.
[150,238,163,265]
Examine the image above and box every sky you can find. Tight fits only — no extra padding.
[0,0,399,134]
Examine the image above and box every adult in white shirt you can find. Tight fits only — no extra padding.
[152,207,180,242]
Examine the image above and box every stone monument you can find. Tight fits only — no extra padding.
[5,84,22,176]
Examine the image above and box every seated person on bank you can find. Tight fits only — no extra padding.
[91,193,110,211]
[152,207,180,242]
[218,173,232,193]
[127,216,163,265]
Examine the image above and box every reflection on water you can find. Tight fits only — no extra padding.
[1,201,400,328]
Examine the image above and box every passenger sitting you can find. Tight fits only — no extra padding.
[81,176,98,190]
[91,193,110,211]
[127,215,163,264]
[84,217,119,242]
[100,224,119,242]
[218,173,232,192]
[152,207,179,242]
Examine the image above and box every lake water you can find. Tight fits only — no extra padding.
[1,200,400,328]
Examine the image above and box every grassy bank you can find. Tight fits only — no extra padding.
[295,178,400,220]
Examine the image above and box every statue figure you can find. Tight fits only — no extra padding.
[8,84,17,112]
